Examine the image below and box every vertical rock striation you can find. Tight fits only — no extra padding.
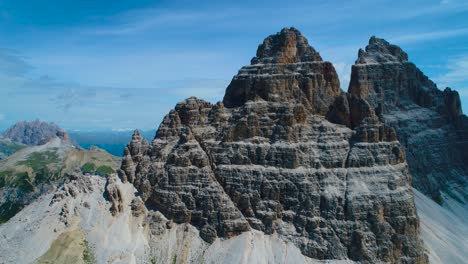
[337,36,468,202]
[120,28,427,263]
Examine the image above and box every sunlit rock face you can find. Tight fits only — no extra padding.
[120,28,427,263]
[342,36,468,202]
[223,27,341,115]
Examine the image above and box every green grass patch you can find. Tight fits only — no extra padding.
[95,165,114,176]
[81,163,114,176]
[83,239,96,264]
[81,162,96,174]
[0,170,41,191]
[0,140,25,157]
[12,172,34,193]
[17,151,60,172]
[0,170,12,188]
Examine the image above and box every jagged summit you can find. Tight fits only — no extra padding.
[223,28,340,113]
[251,27,322,64]
[2,120,69,146]
[356,36,408,64]
[349,36,463,119]
[119,28,427,263]
[344,35,468,205]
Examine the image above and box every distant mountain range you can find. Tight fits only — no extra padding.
[0,120,155,157]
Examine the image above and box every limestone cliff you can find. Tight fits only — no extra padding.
[120,28,427,263]
[330,36,468,202]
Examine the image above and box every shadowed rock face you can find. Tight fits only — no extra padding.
[120,28,427,263]
[335,36,468,201]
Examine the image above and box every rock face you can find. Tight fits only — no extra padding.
[2,119,69,146]
[223,27,341,115]
[340,36,468,201]
[120,28,426,263]
[104,174,124,216]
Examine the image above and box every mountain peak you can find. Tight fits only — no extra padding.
[2,120,69,146]
[356,36,408,64]
[251,27,322,64]
[223,28,340,111]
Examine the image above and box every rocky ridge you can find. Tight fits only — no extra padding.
[0,136,120,223]
[119,28,427,263]
[3,120,70,146]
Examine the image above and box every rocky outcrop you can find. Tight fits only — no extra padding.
[104,174,124,216]
[120,28,427,263]
[2,119,70,146]
[339,36,468,201]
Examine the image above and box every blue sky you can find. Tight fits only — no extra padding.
[0,0,467,131]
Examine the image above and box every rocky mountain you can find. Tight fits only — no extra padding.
[0,28,466,264]
[328,37,467,204]
[2,120,70,146]
[119,28,427,263]
[0,136,120,223]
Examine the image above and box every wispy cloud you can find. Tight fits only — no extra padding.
[433,55,468,112]
[51,88,97,112]
[111,128,134,132]
[387,0,468,20]
[82,8,244,36]
[0,48,33,76]
[391,28,468,44]
[434,55,468,88]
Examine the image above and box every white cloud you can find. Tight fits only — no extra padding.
[391,28,468,44]
[434,55,468,88]
[111,128,134,132]
[433,55,468,113]
[50,88,97,112]
[0,48,33,76]
[82,8,244,36]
